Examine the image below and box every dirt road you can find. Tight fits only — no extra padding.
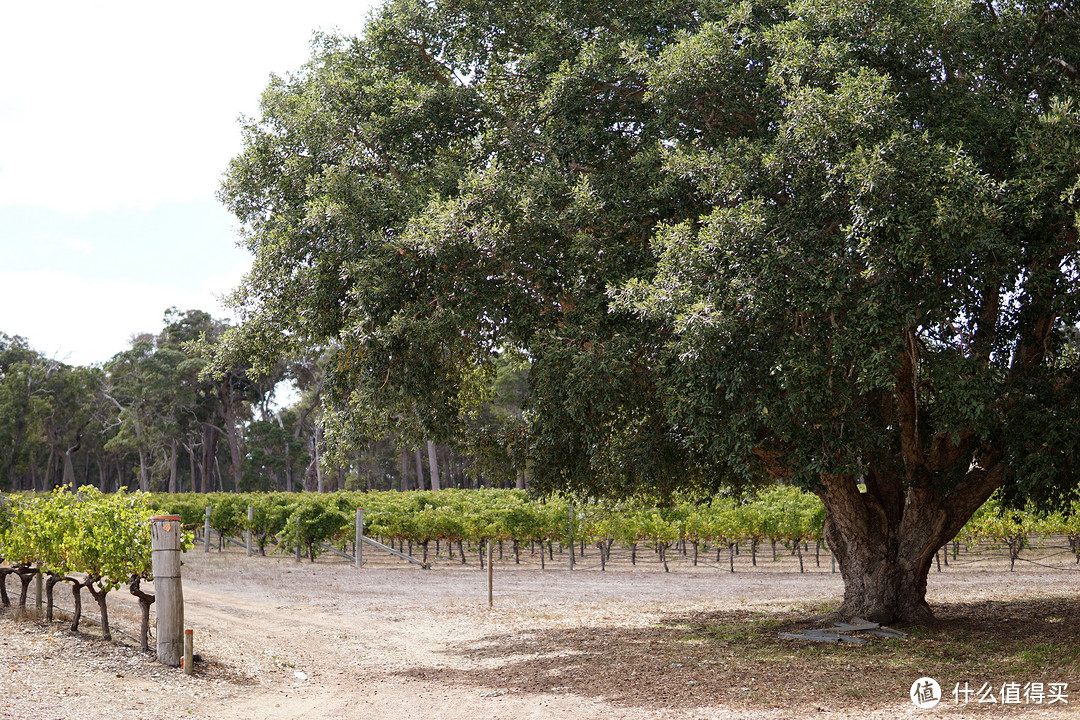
[1,543,1077,719]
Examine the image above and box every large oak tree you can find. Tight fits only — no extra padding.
[219,0,1080,622]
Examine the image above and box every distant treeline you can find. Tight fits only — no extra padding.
[0,309,530,495]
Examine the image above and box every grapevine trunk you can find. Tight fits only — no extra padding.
[69,579,82,632]
[16,566,35,608]
[129,577,155,651]
[45,574,60,622]
[85,579,111,641]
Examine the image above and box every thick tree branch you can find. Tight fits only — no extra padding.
[940,460,1004,541]
[895,327,924,478]
[926,429,973,472]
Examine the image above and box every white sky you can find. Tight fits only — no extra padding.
[0,0,379,366]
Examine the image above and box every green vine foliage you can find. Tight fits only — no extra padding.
[142,487,1078,566]
[0,486,194,587]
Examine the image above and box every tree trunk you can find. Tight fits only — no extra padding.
[303,458,319,492]
[365,443,374,491]
[168,439,179,493]
[219,393,244,492]
[5,422,25,489]
[43,449,56,491]
[313,425,323,493]
[137,448,150,492]
[15,565,35,607]
[61,450,76,487]
[427,441,441,491]
[200,425,217,493]
[186,443,196,494]
[818,468,1001,624]
[45,574,61,622]
[400,447,409,492]
[414,447,425,491]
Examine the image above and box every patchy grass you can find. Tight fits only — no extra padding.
[400,596,1080,714]
[652,597,1080,710]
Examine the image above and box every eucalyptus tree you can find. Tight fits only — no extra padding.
[166,308,268,492]
[0,336,100,490]
[104,337,187,492]
[461,351,531,488]
[157,309,225,492]
[221,0,702,487]
[219,0,1079,622]
[0,334,44,489]
[242,411,310,491]
[40,364,100,489]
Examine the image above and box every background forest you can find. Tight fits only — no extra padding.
[0,308,529,495]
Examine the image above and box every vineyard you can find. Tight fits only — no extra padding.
[3,486,1080,649]
[2,485,1080,720]
[148,487,1080,574]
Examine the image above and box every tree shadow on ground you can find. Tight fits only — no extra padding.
[396,597,1080,713]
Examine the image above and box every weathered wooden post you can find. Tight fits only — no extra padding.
[34,569,42,614]
[183,629,194,676]
[487,540,494,607]
[295,514,302,562]
[203,507,211,553]
[151,515,184,666]
[355,508,364,569]
[568,506,575,571]
[246,506,254,557]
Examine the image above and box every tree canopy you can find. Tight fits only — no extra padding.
[219,0,1080,622]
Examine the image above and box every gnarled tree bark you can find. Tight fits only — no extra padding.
[818,464,1002,624]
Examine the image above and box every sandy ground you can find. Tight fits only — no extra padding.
[1,541,1078,719]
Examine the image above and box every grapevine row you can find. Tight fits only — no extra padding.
[0,486,189,646]
[153,487,1080,571]
[154,487,828,569]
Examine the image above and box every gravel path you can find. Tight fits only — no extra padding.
[1,542,1077,719]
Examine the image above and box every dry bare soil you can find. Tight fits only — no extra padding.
[1,542,1078,719]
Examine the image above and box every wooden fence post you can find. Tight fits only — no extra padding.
[203,507,211,553]
[295,514,302,562]
[183,629,194,675]
[151,515,184,667]
[568,506,575,571]
[487,540,493,607]
[246,506,254,557]
[355,508,364,569]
